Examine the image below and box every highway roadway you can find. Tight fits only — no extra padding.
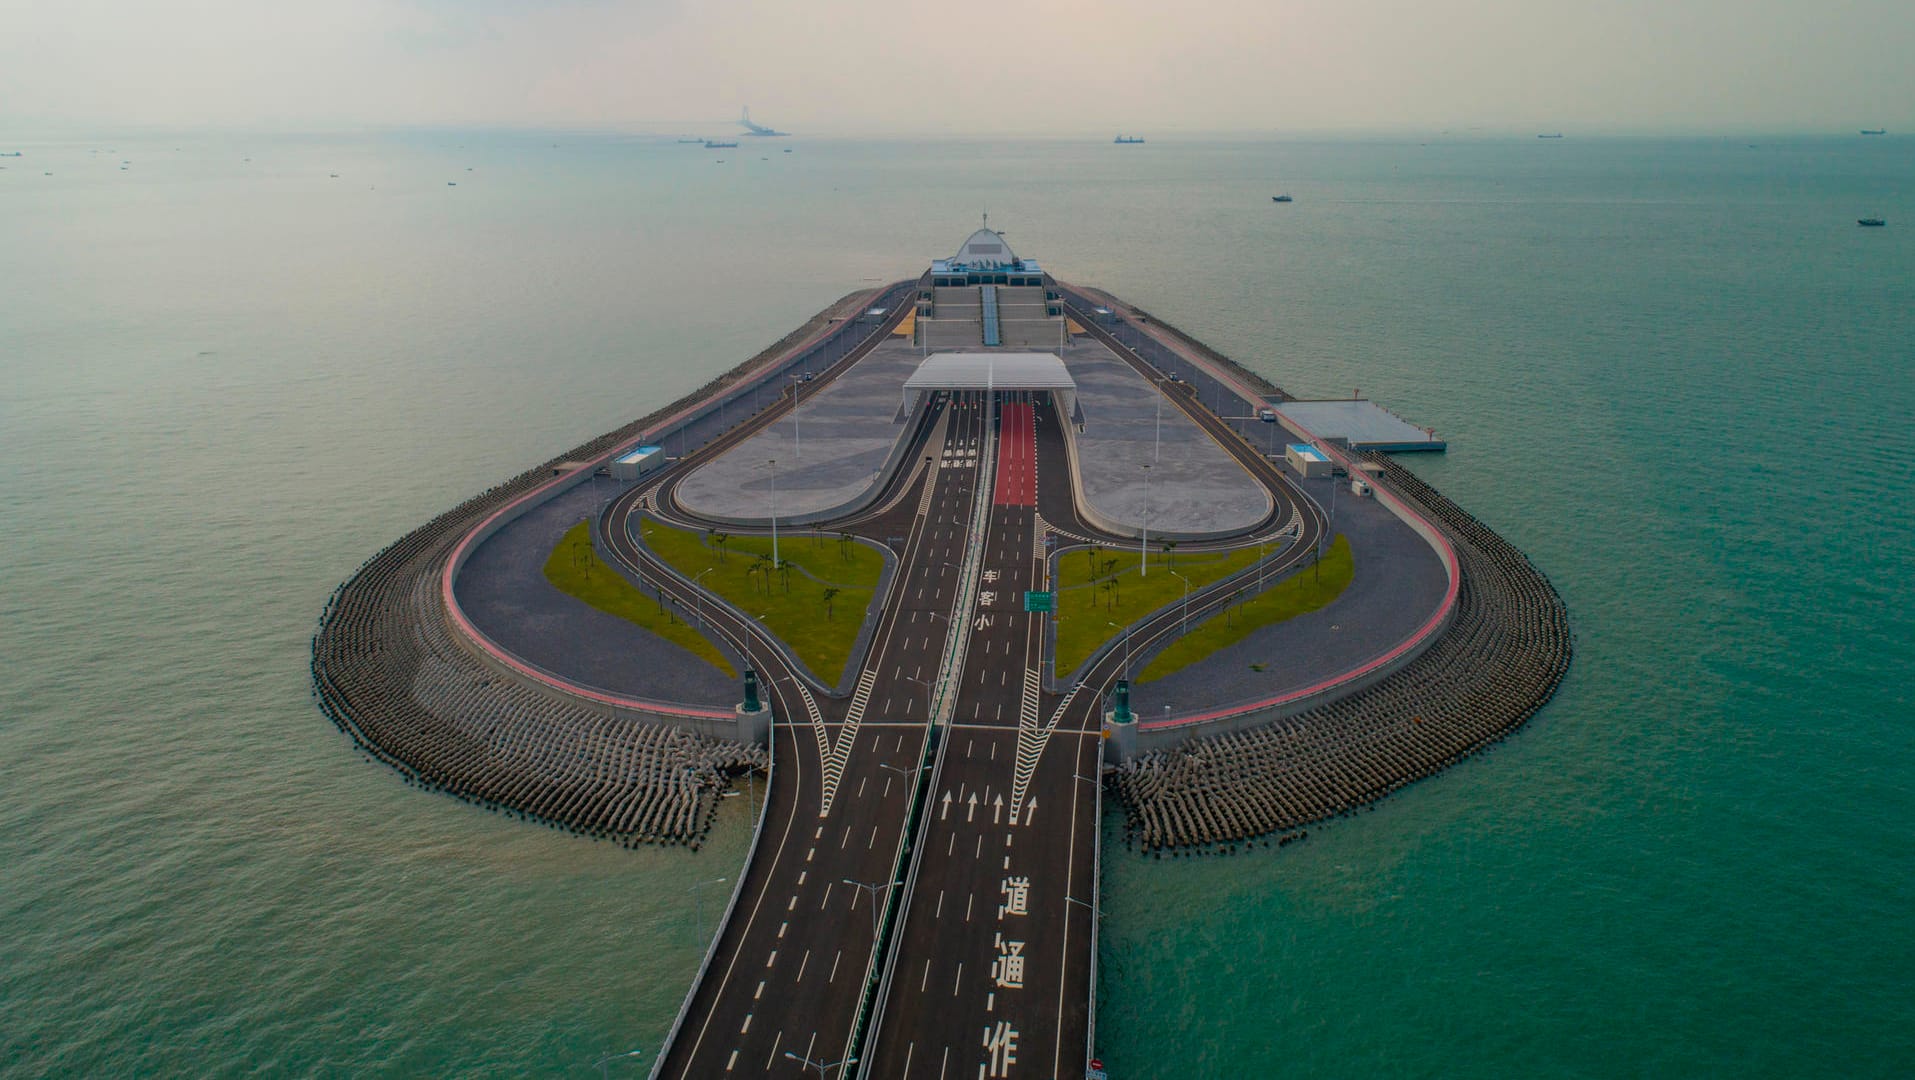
[593,301,1327,1078]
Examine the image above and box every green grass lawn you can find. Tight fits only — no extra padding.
[1054,542,1269,678]
[542,520,736,677]
[636,518,884,685]
[1137,534,1354,682]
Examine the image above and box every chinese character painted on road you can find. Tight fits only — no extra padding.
[978,590,997,607]
[997,876,1030,919]
[991,933,1026,990]
[973,613,993,632]
[982,1019,1020,1077]
[982,569,1000,583]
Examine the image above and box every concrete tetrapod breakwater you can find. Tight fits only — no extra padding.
[308,289,901,848]
[1109,451,1573,854]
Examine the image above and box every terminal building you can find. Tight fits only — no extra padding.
[917,225,1064,351]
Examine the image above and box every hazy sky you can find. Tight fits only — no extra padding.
[3,0,1910,135]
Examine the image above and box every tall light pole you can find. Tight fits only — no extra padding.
[841,877,898,941]
[876,761,914,798]
[788,373,805,457]
[1153,376,1166,463]
[592,1049,644,1079]
[902,675,933,720]
[1139,464,1152,577]
[1169,569,1192,635]
[689,877,728,941]
[767,458,780,566]
[691,567,716,628]
[783,1051,858,1078]
[1106,620,1132,679]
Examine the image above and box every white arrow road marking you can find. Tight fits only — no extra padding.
[966,792,978,822]
[940,791,952,820]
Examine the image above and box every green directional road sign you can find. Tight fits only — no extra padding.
[1023,590,1055,613]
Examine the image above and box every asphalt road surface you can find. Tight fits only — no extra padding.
[597,301,1325,1078]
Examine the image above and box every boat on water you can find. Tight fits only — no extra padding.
[676,137,704,144]
[1114,135,1145,144]
[1858,218,1885,227]
[1271,194,1294,203]
[1537,133,1564,139]
[704,140,738,149]
[1860,129,1886,136]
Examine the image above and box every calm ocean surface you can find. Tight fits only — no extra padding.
[3,133,1911,1077]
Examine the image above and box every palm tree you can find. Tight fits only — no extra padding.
[821,587,840,620]
[711,530,731,563]
[777,559,793,595]
[1161,538,1178,568]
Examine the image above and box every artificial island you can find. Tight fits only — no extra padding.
[311,227,1570,1079]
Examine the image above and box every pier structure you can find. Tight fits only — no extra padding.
[313,228,1569,1078]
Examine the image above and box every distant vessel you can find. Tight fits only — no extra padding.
[1271,194,1293,203]
[677,137,704,144]
[783,148,793,153]
[1537,133,1564,139]
[1860,129,1886,136]
[1114,135,1145,144]
[1858,218,1885,227]
[0,151,21,157]
[704,140,738,149]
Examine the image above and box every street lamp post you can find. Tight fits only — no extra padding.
[841,878,898,941]
[766,458,780,567]
[688,877,728,941]
[691,567,715,628]
[1153,377,1165,463]
[901,675,933,720]
[876,761,914,799]
[1106,620,1132,679]
[788,373,805,456]
[1169,569,1192,635]
[592,1049,644,1079]
[1140,464,1151,577]
[783,1051,858,1078]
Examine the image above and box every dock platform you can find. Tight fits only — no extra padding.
[1276,398,1447,452]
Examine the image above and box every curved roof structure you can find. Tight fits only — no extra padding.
[952,228,1018,268]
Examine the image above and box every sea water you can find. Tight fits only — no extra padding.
[3,133,1911,1076]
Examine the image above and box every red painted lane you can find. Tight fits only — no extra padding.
[993,400,1036,507]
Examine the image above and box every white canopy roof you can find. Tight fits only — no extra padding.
[903,352,1075,393]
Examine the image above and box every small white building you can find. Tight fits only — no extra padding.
[610,445,665,481]
[1284,442,1332,479]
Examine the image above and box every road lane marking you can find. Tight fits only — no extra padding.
[829,950,841,983]
[740,1014,751,1034]
[778,921,787,939]
[726,1049,737,1071]
[754,980,764,1000]
[765,950,777,968]
[936,889,945,917]
[952,962,963,996]
[796,949,810,981]
[820,882,832,909]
